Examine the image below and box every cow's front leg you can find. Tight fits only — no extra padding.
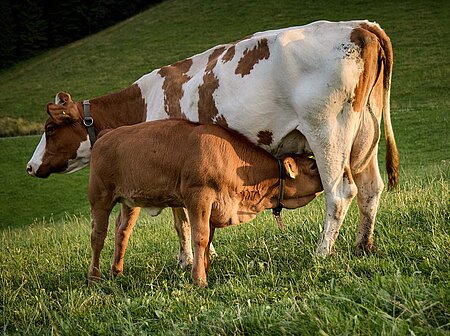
[354,155,384,253]
[111,205,141,276]
[172,207,217,268]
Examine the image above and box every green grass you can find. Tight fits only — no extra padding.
[1,169,449,334]
[0,0,449,334]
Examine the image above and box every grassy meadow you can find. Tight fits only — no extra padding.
[0,0,449,334]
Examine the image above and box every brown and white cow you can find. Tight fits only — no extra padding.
[27,20,399,259]
[88,119,323,286]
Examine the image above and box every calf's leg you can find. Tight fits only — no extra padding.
[205,226,216,275]
[88,207,113,284]
[111,204,141,276]
[172,207,194,268]
[186,194,213,287]
[172,207,217,268]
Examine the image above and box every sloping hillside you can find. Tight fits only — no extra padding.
[0,0,448,143]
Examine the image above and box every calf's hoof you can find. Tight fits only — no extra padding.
[178,251,194,269]
[111,264,124,277]
[193,277,208,288]
[88,267,101,285]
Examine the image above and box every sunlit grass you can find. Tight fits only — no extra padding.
[1,165,448,334]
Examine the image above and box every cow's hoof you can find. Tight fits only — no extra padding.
[315,243,335,257]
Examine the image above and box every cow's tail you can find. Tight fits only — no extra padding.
[369,23,400,190]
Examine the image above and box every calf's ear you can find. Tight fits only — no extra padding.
[283,157,299,179]
[55,92,73,105]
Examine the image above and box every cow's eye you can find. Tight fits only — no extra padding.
[46,125,56,135]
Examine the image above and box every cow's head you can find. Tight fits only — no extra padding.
[26,92,91,178]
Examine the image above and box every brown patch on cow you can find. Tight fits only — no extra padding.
[356,24,398,189]
[207,47,227,71]
[350,27,381,113]
[357,23,393,91]
[198,47,228,126]
[158,58,193,118]
[222,45,236,63]
[235,38,270,77]
[257,130,273,146]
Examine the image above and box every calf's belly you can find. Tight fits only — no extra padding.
[121,196,182,216]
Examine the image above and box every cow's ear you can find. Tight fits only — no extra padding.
[47,103,74,122]
[55,92,73,105]
[283,157,299,179]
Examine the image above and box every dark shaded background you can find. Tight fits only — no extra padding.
[0,0,162,70]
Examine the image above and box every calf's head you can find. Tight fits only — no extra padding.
[282,155,323,207]
[26,92,91,178]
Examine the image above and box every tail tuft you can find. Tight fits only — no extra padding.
[386,136,400,190]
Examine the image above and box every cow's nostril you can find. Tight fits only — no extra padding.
[26,165,33,175]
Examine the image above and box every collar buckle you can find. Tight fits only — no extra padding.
[83,100,96,147]
[83,116,94,127]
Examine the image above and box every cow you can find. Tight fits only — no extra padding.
[26,20,399,260]
[88,119,323,286]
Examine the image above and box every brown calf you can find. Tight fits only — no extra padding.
[88,120,323,287]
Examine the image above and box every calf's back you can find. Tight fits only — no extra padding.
[88,119,275,211]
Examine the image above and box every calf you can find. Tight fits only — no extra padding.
[88,120,323,286]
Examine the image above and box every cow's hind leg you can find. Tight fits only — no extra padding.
[172,207,217,268]
[299,121,358,256]
[111,204,141,276]
[354,155,384,253]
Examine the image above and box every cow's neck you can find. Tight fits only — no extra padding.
[81,84,147,132]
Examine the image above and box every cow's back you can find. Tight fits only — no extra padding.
[136,20,369,153]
